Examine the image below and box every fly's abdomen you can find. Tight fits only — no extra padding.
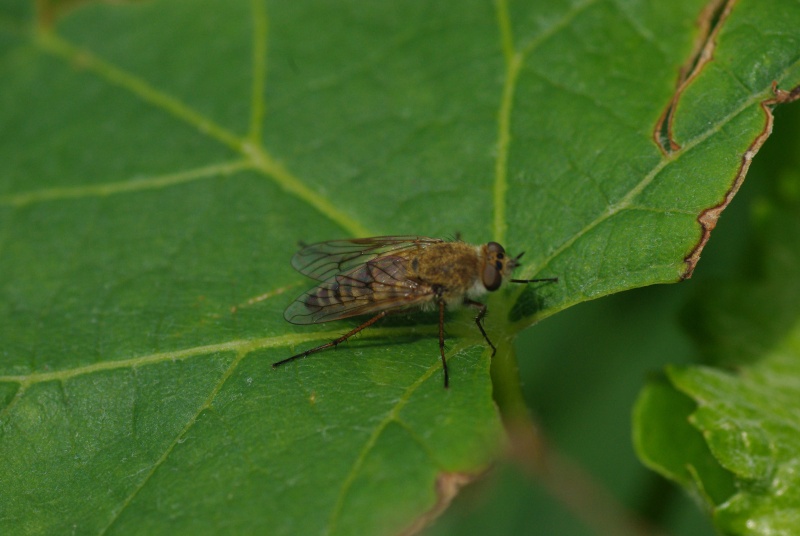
[305,274,370,309]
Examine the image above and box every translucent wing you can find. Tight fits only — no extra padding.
[284,254,435,324]
[291,236,443,282]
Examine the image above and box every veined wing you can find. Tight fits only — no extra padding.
[284,254,434,324]
[291,235,443,282]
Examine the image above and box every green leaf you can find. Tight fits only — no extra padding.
[633,375,736,507]
[2,0,799,534]
[634,115,800,533]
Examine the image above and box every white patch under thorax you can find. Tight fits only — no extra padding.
[466,278,488,300]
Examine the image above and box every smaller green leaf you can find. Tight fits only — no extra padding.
[668,334,800,535]
[633,375,735,507]
[634,131,800,534]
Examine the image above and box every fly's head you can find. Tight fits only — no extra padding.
[480,242,523,291]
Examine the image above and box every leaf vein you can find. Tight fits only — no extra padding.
[325,344,468,534]
[33,29,370,236]
[492,0,517,245]
[99,349,247,534]
[0,160,252,207]
[493,0,600,245]
[519,83,787,281]
[0,327,438,385]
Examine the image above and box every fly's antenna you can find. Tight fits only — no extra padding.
[509,251,557,284]
[510,277,559,284]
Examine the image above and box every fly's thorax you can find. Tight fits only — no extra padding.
[407,241,482,298]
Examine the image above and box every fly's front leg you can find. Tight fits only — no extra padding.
[438,298,449,389]
[464,299,496,357]
[273,311,389,368]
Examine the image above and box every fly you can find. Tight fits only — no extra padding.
[273,236,557,388]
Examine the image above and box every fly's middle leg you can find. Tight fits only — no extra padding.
[464,299,496,357]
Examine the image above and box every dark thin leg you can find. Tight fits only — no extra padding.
[272,311,389,368]
[464,299,496,357]
[438,299,449,389]
[510,277,558,284]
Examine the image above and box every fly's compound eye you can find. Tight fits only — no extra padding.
[483,263,503,291]
[486,242,505,255]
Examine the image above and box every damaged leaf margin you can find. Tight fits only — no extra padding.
[399,472,480,536]
[654,0,736,154]
[682,82,800,278]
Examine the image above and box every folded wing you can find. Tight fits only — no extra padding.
[290,236,443,282]
[284,254,435,324]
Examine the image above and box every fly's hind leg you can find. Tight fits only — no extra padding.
[464,299,496,357]
[273,311,389,368]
